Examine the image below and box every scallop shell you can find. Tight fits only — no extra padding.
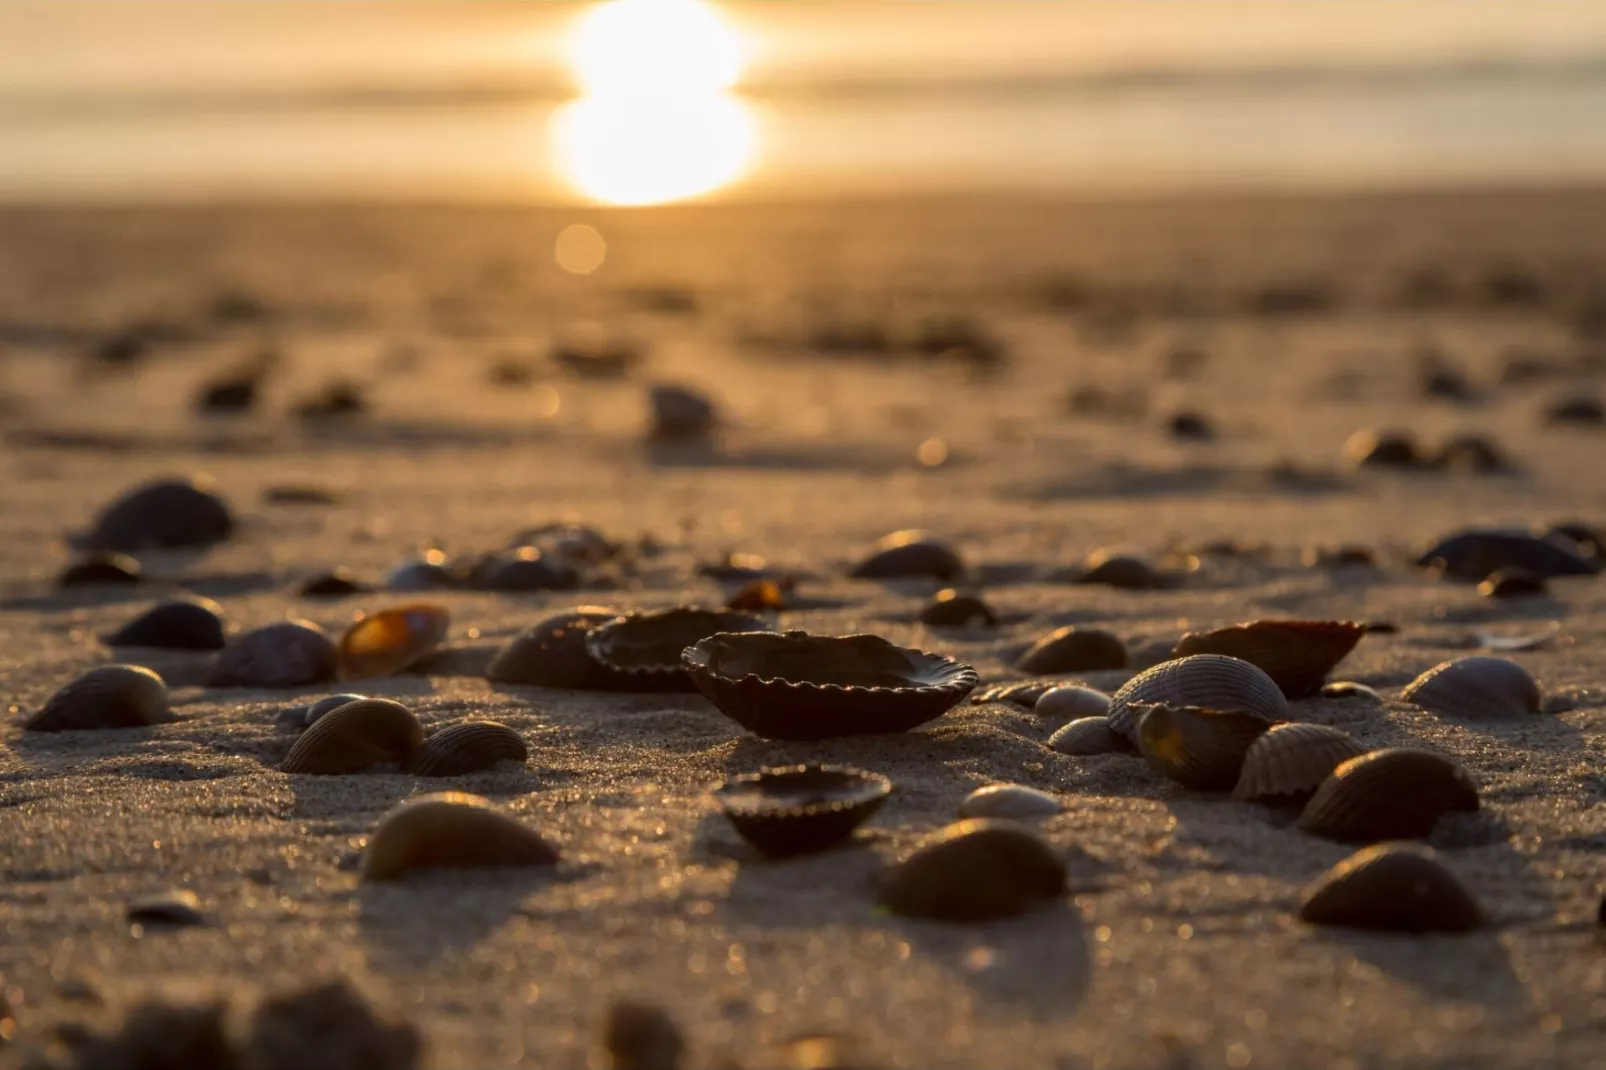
[683,631,979,740]
[919,589,997,628]
[74,476,234,552]
[104,599,227,651]
[59,552,142,587]
[1074,551,1165,590]
[849,530,963,581]
[24,664,170,732]
[1107,654,1287,742]
[958,784,1062,821]
[1048,716,1132,756]
[338,604,450,680]
[1298,843,1482,932]
[1400,656,1541,719]
[878,819,1066,922]
[485,607,630,690]
[296,569,372,597]
[1134,703,1273,790]
[361,792,558,881]
[1299,747,1479,842]
[404,721,528,777]
[209,620,338,688]
[1014,626,1127,674]
[1230,723,1369,803]
[280,698,424,774]
[713,764,892,857]
[1415,528,1598,582]
[1171,619,1366,699]
[585,607,767,692]
[275,692,366,733]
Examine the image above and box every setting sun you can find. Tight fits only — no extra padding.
[571,0,744,97]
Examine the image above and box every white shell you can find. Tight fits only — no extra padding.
[1048,717,1128,756]
[1034,685,1111,720]
[957,783,1062,821]
[1400,656,1541,719]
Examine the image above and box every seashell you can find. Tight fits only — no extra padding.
[1429,434,1512,474]
[600,1001,685,1070]
[24,664,170,732]
[280,698,423,774]
[386,553,458,592]
[919,589,997,628]
[507,522,621,566]
[1134,703,1273,790]
[1171,619,1366,699]
[1048,716,1132,756]
[698,551,774,585]
[1230,723,1368,803]
[404,720,528,777]
[1343,429,1421,470]
[485,606,632,690]
[713,764,891,857]
[469,548,580,592]
[296,569,372,597]
[209,620,337,688]
[1073,551,1165,590]
[971,679,1060,708]
[338,603,451,680]
[293,378,366,419]
[1477,623,1561,652]
[1415,528,1598,582]
[1304,545,1377,569]
[1478,568,1546,598]
[128,889,204,927]
[684,630,978,740]
[1318,681,1384,702]
[726,578,792,612]
[586,607,767,691]
[275,692,366,733]
[958,783,1062,821]
[1541,520,1605,561]
[104,598,226,651]
[360,792,558,881]
[1299,747,1479,843]
[58,552,142,587]
[1034,685,1111,721]
[878,819,1066,922]
[74,476,234,552]
[261,483,340,506]
[1014,626,1127,674]
[646,382,718,441]
[1544,395,1606,426]
[1107,654,1287,742]
[1400,655,1541,719]
[849,530,963,581]
[1166,410,1215,441]
[1298,843,1481,932]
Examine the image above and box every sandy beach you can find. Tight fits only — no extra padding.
[2,189,1606,1069]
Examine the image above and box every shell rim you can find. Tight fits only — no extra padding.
[713,763,893,819]
[584,607,769,678]
[681,630,980,697]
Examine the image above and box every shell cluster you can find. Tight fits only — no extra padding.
[1107,654,1287,742]
[585,607,768,692]
[1171,619,1365,698]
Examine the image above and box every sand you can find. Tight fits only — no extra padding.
[2,189,1606,1069]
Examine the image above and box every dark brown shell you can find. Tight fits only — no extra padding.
[1014,626,1127,674]
[484,607,630,690]
[361,792,558,881]
[468,548,580,593]
[104,599,227,651]
[1478,568,1546,598]
[1074,551,1165,590]
[585,607,767,691]
[1171,619,1366,699]
[404,721,528,777]
[58,552,142,587]
[74,476,234,552]
[878,819,1066,922]
[683,631,978,740]
[338,604,451,680]
[296,569,372,597]
[1299,748,1479,843]
[1298,844,1482,932]
[1415,529,1598,582]
[1344,429,1421,470]
[1230,723,1369,803]
[209,620,338,688]
[1133,704,1273,790]
[1048,716,1132,756]
[971,679,1061,708]
[275,693,366,733]
[24,664,170,732]
[919,589,997,628]
[713,764,891,857]
[1107,655,1287,742]
[1401,656,1542,719]
[849,531,963,581]
[280,698,423,774]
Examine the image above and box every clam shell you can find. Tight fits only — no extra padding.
[878,819,1066,922]
[404,721,528,777]
[75,476,234,552]
[59,552,142,587]
[1400,656,1541,719]
[485,607,630,690]
[919,589,997,628]
[209,620,338,688]
[958,784,1062,821]
[1074,551,1164,590]
[585,607,767,691]
[1048,716,1132,756]
[296,569,371,597]
[849,530,963,581]
[1171,619,1366,699]
[280,698,424,774]
[1299,747,1479,843]
[683,630,978,740]
[337,604,450,681]
[713,764,892,857]
[1014,626,1127,674]
[361,792,558,881]
[1134,703,1273,790]
[1298,843,1482,932]
[1107,654,1288,742]
[1034,685,1111,721]
[1415,528,1598,581]
[24,664,170,732]
[104,599,226,651]
[275,692,366,733]
[1230,723,1369,803]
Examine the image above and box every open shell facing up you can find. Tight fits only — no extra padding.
[361,792,558,882]
[24,665,171,732]
[404,721,528,777]
[584,607,768,692]
[280,698,424,774]
[338,604,451,680]
[1134,703,1274,790]
[713,765,892,857]
[878,819,1066,922]
[683,631,979,740]
[1171,619,1366,699]
[1299,843,1482,932]
[1400,656,1542,720]
[1107,655,1287,742]
[484,607,629,690]
[1299,748,1479,843]
[1231,723,1369,803]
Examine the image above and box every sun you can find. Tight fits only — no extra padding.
[570,0,745,98]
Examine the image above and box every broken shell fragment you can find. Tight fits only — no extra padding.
[1107,654,1287,742]
[338,604,451,680]
[878,819,1066,922]
[1400,656,1541,720]
[104,598,227,651]
[1299,748,1479,843]
[404,721,528,777]
[280,698,424,774]
[584,607,767,691]
[209,620,338,688]
[485,606,631,690]
[957,783,1062,821]
[361,792,558,881]
[1230,722,1369,803]
[1048,716,1132,756]
[849,530,963,582]
[713,764,892,857]
[1298,843,1482,932]
[1171,619,1366,699]
[24,664,170,732]
[1134,703,1274,790]
[1014,626,1127,674]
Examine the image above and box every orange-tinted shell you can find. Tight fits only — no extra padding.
[1231,723,1369,803]
[338,604,450,680]
[1172,619,1366,698]
[404,721,528,777]
[361,792,558,881]
[1134,703,1273,790]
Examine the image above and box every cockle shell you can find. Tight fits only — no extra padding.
[849,530,963,581]
[1171,619,1366,698]
[404,721,528,777]
[338,604,450,680]
[971,679,1061,708]
[280,698,423,774]
[209,620,338,688]
[104,598,227,651]
[1298,843,1482,932]
[1048,716,1131,756]
[1073,551,1166,590]
[1014,626,1127,674]
[485,606,631,690]
[1134,703,1273,790]
[647,382,718,441]
[1400,656,1541,719]
[361,792,558,881]
[1107,654,1287,742]
[1230,723,1369,803]
[957,784,1062,821]
[1299,747,1479,843]
[274,693,365,733]
[1034,685,1111,721]
[878,819,1066,922]
[919,589,997,628]
[713,765,892,857]
[24,664,170,732]
[585,607,767,691]
[74,475,234,552]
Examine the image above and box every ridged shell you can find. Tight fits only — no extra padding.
[1299,748,1479,842]
[957,784,1062,820]
[878,819,1066,922]
[361,792,558,881]
[280,698,423,774]
[1299,844,1482,932]
[1415,529,1599,582]
[1230,723,1369,803]
[104,599,227,651]
[484,607,629,690]
[713,764,892,857]
[338,604,450,680]
[24,664,170,732]
[1048,716,1131,756]
[972,679,1061,708]
[1014,626,1127,674]
[404,721,528,777]
[75,476,234,552]
[1171,619,1365,699]
[1134,703,1273,790]
[1034,685,1112,721]
[58,552,142,587]
[275,692,365,733]
[919,589,997,628]
[1401,656,1542,719]
[209,620,338,688]
[1074,551,1165,590]
[585,607,767,691]
[296,569,371,597]
[849,531,963,581]
[1107,654,1288,742]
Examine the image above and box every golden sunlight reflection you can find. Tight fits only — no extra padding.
[554,0,758,206]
